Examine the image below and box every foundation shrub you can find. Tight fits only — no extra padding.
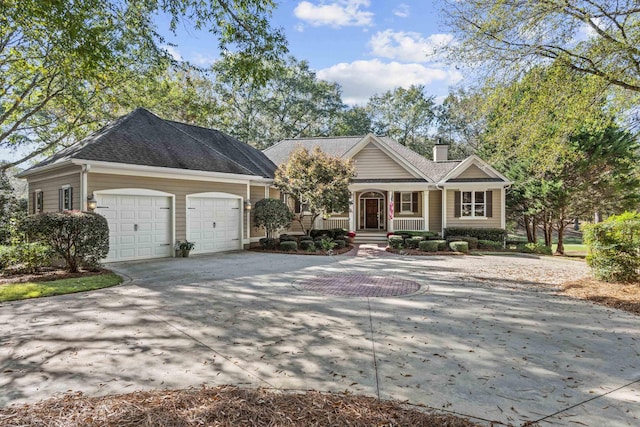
[444,228,506,242]
[449,241,469,253]
[388,235,404,249]
[478,240,504,250]
[419,240,439,252]
[279,241,298,252]
[405,236,424,249]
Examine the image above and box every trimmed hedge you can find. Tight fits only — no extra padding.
[449,241,469,253]
[419,240,439,252]
[388,235,404,249]
[446,235,478,250]
[299,240,316,251]
[394,230,439,239]
[0,242,53,273]
[444,228,506,242]
[405,236,424,249]
[278,234,297,242]
[334,239,346,249]
[478,240,504,250]
[260,237,277,249]
[309,229,347,239]
[434,240,448,251]
[517,242,552,255]
[279,241,298,252]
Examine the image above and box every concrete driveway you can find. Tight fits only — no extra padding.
[0,247,638,426]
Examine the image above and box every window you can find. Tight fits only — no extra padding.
[59,186,73,211]
[461,191,485,217]
[394,192,419,213]
[35,190,43,213]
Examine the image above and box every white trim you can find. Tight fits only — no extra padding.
[16,160,75,178]
[71,159,273,184]
[27,169,81,183]
[185,192,244,254]
[460,190,487,218]
[423,190,429,231]
[94,188,176,257]
[399,191,414,213]
[438,182,506,190]
[81,165,89,211]
[349,182,436,192]
[343,134,431,181]
[246,184,251,244]
[95,188,174,197]
[441,188,447,235]
[60,184,70,189]
[439,155,512,184]
[501,187,506,229]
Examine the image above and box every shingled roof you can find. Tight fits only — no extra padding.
[263,135,461,182]
[24,108,276,178]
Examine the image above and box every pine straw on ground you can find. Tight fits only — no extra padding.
[0,386,484,427]
[0,268,108,285]
[562,278,640,315]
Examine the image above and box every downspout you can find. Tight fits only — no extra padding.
[81,164,90,211]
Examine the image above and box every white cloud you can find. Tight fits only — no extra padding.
[369,30,454,63]
[393,3,410,18]
[317,59,463,105]
[162,45,183,61]
[190,52,217,67]
[294,0,374,28]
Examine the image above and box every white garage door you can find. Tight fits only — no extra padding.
[187,197,241,254]
[96,194,172,262]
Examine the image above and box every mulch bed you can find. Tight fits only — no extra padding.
[562,278,640,315]
[249,245,354,256]
[0,386,482,427]
[0,267,108,285]
[386,248,465,256]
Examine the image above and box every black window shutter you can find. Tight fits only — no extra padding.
[69,187,73,210]
[32,192,36,214]
[412,192,418,213]
[394,192,400,206]
[58,189,63,211]
[486,190,493,217]
[454,191,461,217]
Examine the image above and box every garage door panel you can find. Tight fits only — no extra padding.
[188,197,241,254]
[96,194,173,262]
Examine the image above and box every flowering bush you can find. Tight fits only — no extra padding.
[347,231,356,238]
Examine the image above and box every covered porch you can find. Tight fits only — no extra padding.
[314,184,440,234]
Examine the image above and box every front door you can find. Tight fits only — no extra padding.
[365,199,379,228]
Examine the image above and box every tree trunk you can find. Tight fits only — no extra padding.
[594,211,602,223]
[542,211,553,247]
[555,220,566,255]
[524,215,533,242]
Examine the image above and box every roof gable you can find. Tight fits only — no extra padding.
[349,136,421,180]
[440,155,511,184]
[23,108,276,178]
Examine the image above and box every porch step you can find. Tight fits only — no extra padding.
[354,232,388,244]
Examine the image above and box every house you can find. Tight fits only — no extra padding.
[18,108,278,262]
[264,134,511,240]
[18,109,511,262]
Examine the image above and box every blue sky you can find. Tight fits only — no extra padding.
[160,0,463,105]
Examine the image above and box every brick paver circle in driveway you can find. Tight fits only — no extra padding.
[296,275,421,297]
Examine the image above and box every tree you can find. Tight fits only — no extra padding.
[331,106,372,136]
[0,0,287,170]
[274,147,355,236]
[435,88,486,158]
[212,56,344,148]
[443,0,640,94]
[252,198,293,239]
[366,85,436,154]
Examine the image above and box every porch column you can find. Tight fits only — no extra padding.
[388,190,394,233]
[441,188,447,236]
[423,190,429,231]
[501,187,506,229]
[348,191,356,231]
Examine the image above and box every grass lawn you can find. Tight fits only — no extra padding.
[0,273,122,302]
[552,243,588,256]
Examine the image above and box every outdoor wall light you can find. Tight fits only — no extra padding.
[244,200,252,211]
[87,194,98,211]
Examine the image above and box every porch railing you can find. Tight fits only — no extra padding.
[393,218,424,231]
[314,217,349,230]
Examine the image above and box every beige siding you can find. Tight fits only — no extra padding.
[26,166,82,213]
[250,185,268,238]
[445,189,502,229]
[429,190,442,232]
[394,191,422,218]
[352,142,416,179]
[87,173,248,241]
[269,187,280,199]
[456,164,492,180]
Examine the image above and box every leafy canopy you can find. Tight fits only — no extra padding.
[252,198,293,239]
[274,147,355,235]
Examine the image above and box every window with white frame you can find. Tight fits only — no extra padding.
[400,192,413,212]
[59,185,73,211]
[461,191,485,217]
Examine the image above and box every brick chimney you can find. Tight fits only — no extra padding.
[433,138,449,162]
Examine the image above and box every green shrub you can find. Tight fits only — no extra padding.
[449,241,469,253]
[259,237,277,249]
[405,236,424,249]
[279,241,298,252]
[330,228,347,238]
[388,235,404,249]
[434,240,448,251]
[517,242,552,255]
[446,235,478,249]
[22,211,109,272]
[334,239,346,249]
[419,240,439,252]
[0,243,53,273]
[278,234,297,242]
[319,238,336,252]
[299,235,314,242]
[478,240,504,250]
[583,212,640,282]
[444,228,506,242]
[252,198,293,239]
[299,240,316,251]
[394,230,438,239]
[310,229,333,239]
